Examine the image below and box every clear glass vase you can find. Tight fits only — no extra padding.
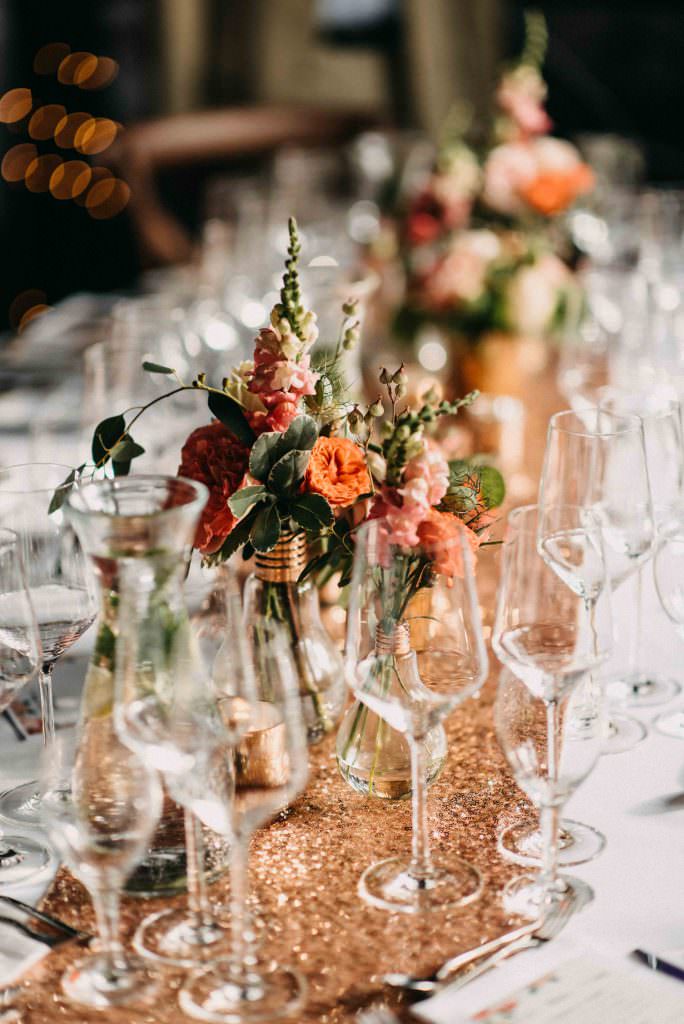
[65,475,229,897]
[243,531,345,744]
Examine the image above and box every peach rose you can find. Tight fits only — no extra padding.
[417,509,481,577]
[304,436,370,508]
[178,421,250,554]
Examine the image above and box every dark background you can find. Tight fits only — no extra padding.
[1,0,683,332]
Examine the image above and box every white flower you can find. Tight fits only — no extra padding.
[505,259,563,335]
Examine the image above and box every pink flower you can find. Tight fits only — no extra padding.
[497,66,552,140]
[420,231,500,309]
[250,347,318,397]
[371,484,429,549]
[403,444,450,505]
[482,142,539,216]
[245,392,300,435]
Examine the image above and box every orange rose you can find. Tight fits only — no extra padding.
[417,509,481,577]
[304,436,370,508]
[178,421,250,554]
[521,163,594,216]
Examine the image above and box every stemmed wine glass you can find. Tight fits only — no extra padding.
[343,520,489,914]
[41,728,163,1008]
[597,389,683,707]
[0,464,97,825]
[653,511,684,738]
[539,410,655,753]
[0,528,49,881]
[493,505,612,917]
[180,619,310,1023]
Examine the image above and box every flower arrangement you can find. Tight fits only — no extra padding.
[61,218,503,582]
[394,11,590,348]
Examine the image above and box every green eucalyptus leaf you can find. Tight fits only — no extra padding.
[249,503,281,552]
[110,435,145,463]
[207,391,255,447]
[291,493,334,533]
[142,361,175,375]
[48,467,78,515]
[92,414,126,465]
[267,449,310,496]
[228,484,270,519]
[112,459,131,477]
[215,509,258,561]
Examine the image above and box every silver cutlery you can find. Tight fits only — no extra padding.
[385,891,577,996]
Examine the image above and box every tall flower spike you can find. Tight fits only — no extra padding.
[279,216,304,342]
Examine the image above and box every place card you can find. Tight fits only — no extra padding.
[465,956,683,1022]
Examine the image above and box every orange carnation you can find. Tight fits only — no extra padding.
[304,436,370,508]
[520,163,594,216]
[417,509,481,577]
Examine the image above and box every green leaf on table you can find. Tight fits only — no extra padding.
[142,361,175,375]
[250,503,281,552]
[291,493,334,533]
[92,414,126,465]
[268,450,311,496]
[228,484,270,520]
[207,391,255,447]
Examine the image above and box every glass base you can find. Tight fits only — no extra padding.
[359,855,482,914]
[503,873,594,920]
[133,908,231,967]
[654,709,684,739]
[0,835,50,883]
[602,714,647,754]
[0,782,41,827]
[498,819,606,868]
[61,952,159,1009]
[606,673,680,708]
[180,963,306,1023]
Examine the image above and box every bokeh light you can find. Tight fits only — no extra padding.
[49,160,92,200]
[57,51,97,86]
[28,104,67,141]
[0,88,33,124]
[9,289,47,329]
[74,117,118,155]
[54,111,91,148]
[33,42,71,75]
[25,154,63,193]
[86,177,131,219]
[1,143,38,183]
[73,165,113,207]
[77,56,119,91]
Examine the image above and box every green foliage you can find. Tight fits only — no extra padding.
[249,415,317,484]
[142,361,175,375]
[268,450,311,496]
[91,414,126,465]
[250,503,281,552]
[446,457,506,512]
[290,493,334,533]
[207,391,255,446]
[48,466,83,515]
[228,485,271,519]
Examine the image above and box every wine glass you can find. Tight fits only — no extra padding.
[539,409,655,753]
[653,511,684,738]
[179,619,310,1024]
[343,519,489,914]
[0,464,97,825]
[597,389,683,707]
[41,728,163,1008]
[0,527,50,882]
[492,505,612,917]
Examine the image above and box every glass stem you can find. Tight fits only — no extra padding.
[408,735,433,880]
[539,699,561,895]
[628,564,643,679]
[38,663,55,747]
[91,886,126,976]
[229,836,250,985]
[184,809,212,931]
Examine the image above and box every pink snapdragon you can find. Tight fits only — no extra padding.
[496,66,552,141]
[245,312,320,434]
[373,441,451,548]
[403,444,450,505]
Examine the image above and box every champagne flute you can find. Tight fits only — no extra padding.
[0,464,97,825]
[493,505,612,916]
[41,729,163,1008]
[539,409,655,752]
[343,520,488,914]
[597,389,683,707]
[0,528,49,882]
[180,620,310,1024]
[653,511,684,738]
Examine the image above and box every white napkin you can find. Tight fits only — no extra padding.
[0,921,48,985]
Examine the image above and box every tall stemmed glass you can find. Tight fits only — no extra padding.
[0,528,49,881]
[180,621,310,1024]
[597,390,683,706]
[343,520,489,914]
[41,729,163,1009]
[539,410,655,753]
[653,512,684,738]
[0,464,97,825]
[493,505,612,917]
